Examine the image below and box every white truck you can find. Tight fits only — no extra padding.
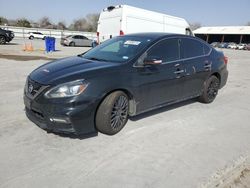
[97,5,193,43]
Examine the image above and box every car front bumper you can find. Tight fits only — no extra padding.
[24,94,98,135]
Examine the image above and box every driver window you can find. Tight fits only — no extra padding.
[146,38,180,63]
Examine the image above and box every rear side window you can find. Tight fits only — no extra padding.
[180,38,209,59]
[203,45,211,54]
[147,38,180,63]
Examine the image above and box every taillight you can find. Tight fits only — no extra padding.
[97,32,100,44]
[224,56,228,64]
[120,30,124,36]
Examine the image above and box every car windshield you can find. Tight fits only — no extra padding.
[81,36,153,63]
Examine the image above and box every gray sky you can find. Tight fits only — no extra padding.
[0,0,249,26]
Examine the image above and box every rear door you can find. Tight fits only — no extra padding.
[98,17,121,42]
[180,37,212,97]
[73,35,81,46]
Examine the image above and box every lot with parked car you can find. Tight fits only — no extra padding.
[0,46,250,187]
[211,42,250,50]
[0,38,91,60]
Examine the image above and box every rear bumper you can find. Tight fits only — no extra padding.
[24,94,98,135]
[60,39,70,46]
[220,68,228,89]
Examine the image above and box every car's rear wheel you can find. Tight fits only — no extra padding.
[95,91,129,135]
[69,42,75,47]
[29,36,34,40]
[0,36,6,44]
[199,75,220,103]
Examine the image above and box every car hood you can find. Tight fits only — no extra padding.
[29,56,118,85]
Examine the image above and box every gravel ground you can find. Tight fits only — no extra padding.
[0,47,250,188]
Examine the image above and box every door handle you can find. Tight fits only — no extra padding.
[174,69,184,74]
[204,64,211,68]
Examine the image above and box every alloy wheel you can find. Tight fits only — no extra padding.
[110,95,128,130]
[207,79,219,101]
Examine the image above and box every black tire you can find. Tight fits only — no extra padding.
[69,42,75,47]
[42,37,46,40]
[199,75,220,103]
[29,36,34,40]
[0,36,6,44]
[95,91,129,135]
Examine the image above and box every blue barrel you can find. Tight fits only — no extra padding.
[45,37,56,52]
[45,37,50,52]
[50,37,56,51]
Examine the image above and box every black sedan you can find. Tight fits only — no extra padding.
[24,33,228,135]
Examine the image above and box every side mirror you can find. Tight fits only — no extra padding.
[143,57,163,65]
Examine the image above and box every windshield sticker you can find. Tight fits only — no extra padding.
[122,56,129,59]
[124,40,141,45]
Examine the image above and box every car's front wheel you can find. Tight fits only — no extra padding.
[95,91,129,135]
[199,75,220,103]
[0,36,6,44]
[29,36,34,40]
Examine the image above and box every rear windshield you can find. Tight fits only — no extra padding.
[81,36,153,63]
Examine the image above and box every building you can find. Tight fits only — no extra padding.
[194,26,250,44]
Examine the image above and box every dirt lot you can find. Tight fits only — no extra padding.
[0,42,250,188]
[0,38,91,60]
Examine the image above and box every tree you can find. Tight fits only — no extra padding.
[0,16,8,25]
[69,14,99,32]
[39,17,54,28]
[57,21,67,30]
[190,22,201,31]
[16,18,31,28]
[85,13,99,32]
[69,18,88,31]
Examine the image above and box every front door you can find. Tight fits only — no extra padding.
[133,38,186,112]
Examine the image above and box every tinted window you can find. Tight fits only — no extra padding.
[181,38,204,58]
[146,38,180,63]
[203,44,211,55]
[73,35,79,39]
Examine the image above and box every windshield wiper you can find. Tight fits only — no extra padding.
[86,57,109,62]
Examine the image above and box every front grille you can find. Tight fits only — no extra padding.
[25,78,49,99]
[31,108,44,119]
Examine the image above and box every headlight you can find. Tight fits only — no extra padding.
[45,80,88,98]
